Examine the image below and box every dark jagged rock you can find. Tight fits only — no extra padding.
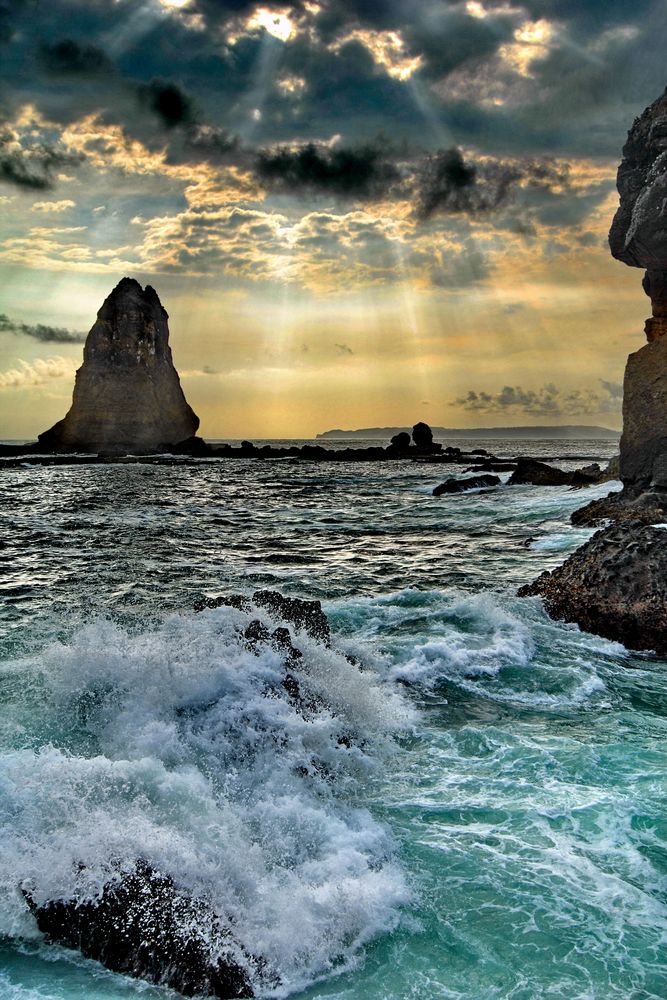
[572,487,667,527]
[508,458,576,486]
[195,590,331,646]
[433,474,500,496]
[252,590,331,645]
[38,278,199,454]
[194,593,252,613]
[609,86,667,274]
[23,860,254,998]
[519,522,667,655]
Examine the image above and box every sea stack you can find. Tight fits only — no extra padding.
[521,89,667,655]
[38,278,199,454]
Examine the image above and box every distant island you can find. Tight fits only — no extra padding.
[317,425,621,441]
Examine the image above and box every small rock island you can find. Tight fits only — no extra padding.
[39,277,199,454]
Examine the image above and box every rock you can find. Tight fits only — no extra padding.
[570,463,602,486]
[389,431,411,450]
[38,279,199,454]
[412,422,441,453]
[508,458,575,486]
[433,474,500,495]
[252,590,331,645]
[412,422,433,448]
[620,334,667,489]
[23,860,254,998]
[571,487,667,526]
[519,522,667,655]
[466,462,517,473]
[609,86,667,273]
[195,589,331,646]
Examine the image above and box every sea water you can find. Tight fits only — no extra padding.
[1,439,666,1000]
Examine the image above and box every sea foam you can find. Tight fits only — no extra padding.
[0,605,413,997]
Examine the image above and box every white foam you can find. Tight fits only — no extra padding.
[0,606,412,996]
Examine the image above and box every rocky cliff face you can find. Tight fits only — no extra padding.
[39,278,199,453]
[523,89,667,655]
[609,88,667,496]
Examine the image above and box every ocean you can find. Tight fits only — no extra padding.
[1,437,666,1000]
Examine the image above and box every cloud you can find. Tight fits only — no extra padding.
[184,124,240,160]
[0,313,85,343]
[255,141,401,199]
[0,356,78,389]
[415,147,568,220]
[31,199,75,212]
[452,381,623,417]
[138,78,196,129]
[0,128,83,190]
[38,38,113,75]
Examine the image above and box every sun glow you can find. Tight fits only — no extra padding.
[246,7,295,42]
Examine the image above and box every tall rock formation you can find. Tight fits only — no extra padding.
[609,87,667,501]
[39,278,199,454]
[523,89,667,656]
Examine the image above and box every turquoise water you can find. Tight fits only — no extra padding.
[1,440,666,1000]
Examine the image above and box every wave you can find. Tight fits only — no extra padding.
[329,589,613,712]
[0,602,413,997]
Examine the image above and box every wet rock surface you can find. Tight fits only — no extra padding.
[24,861,254,998]
[519,522,667,655]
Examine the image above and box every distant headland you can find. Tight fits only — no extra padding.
[317,425,621,441]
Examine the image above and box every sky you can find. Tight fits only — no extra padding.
[0,0,665,439]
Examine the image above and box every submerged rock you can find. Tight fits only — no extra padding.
[38,278,199,454]
[23,860,254,998]
[433,474,500,495]
[519,522,667,655]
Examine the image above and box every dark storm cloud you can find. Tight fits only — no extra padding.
[255,141,401,199]
[138,78,196,129]
[416,149,568,220]
[38,38,113,75]
[452,381,623,416]
[185,124,240,160]
[0,130,83,190]
[0,313,85,343]
[0,0,26,43]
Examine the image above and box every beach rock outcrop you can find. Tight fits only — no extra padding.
[433,474,500,495]
[38,278,199,454]
[23,860,254,998]
[519,522,667,655]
